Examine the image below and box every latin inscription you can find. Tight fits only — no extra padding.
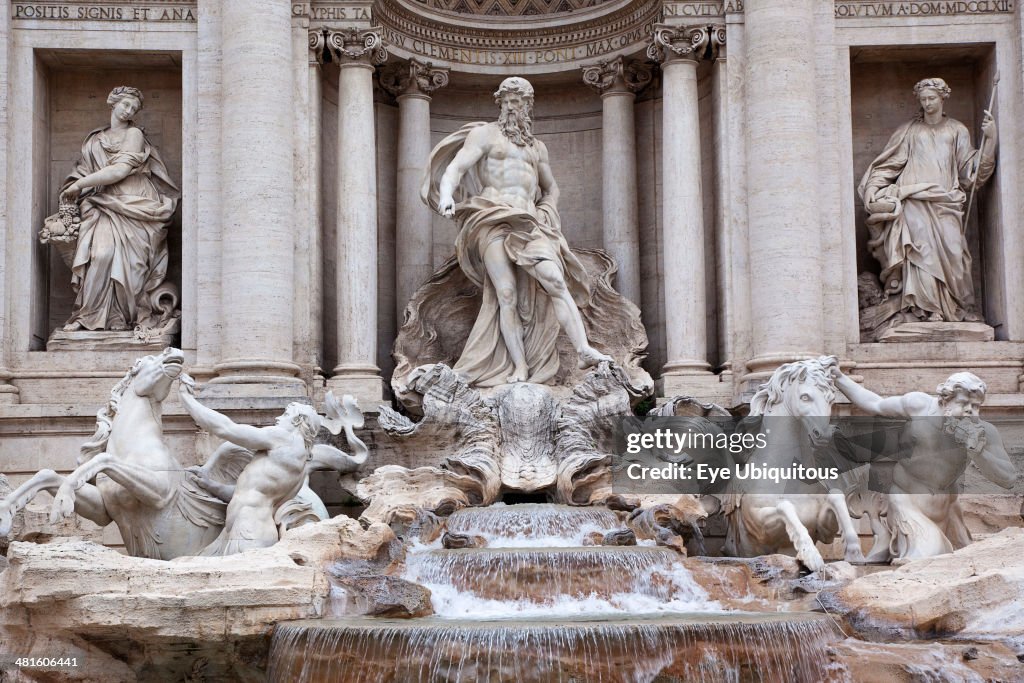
[293,3,372,21]
[12,3,196,22]
[381,20,657,66]
[834,0,1012,17]
[663,1,743,18]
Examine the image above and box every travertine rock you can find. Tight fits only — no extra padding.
[0,516,394,681]
[829,527,1024,638]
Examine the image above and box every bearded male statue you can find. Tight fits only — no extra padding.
[421,77,611,388]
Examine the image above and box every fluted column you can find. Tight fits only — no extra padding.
[213,0,302,389]
[582,58,651,307]
[324,28,388,402]
[649,25,724,395]
[380,60,449,321]
[743,1,823,381]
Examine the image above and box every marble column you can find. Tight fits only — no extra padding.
[0,4,16,403]
[743,0,824,381]
[324,28,388,402]
[380,60,450,321]
[212,0,302,391]
[649,25,724,396]
[582,58,651,307]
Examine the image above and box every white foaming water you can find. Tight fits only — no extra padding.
[412,561,725,618]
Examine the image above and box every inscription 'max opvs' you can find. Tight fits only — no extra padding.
[380,21,657,66]
[834,0,1012,16]
[12,3,196,22]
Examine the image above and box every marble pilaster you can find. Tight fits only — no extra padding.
[582,58,651,307]
[648,24,724,396]
[323,28,388,403]
[742,0,824,383]
[380,60,450,321]
[0,5,15,403]
[211,0,302,392]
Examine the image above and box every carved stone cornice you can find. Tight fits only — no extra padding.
[311,27,389,66]
[646,24,725,64]
[373,0,663,74]
[582,57,653,95]
[380,59,451,98]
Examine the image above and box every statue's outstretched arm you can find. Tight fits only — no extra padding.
[178,380,275,452]
[308,443,365,475]
[438,128,489,213]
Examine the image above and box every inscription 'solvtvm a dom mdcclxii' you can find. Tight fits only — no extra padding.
[1,0,1023,680]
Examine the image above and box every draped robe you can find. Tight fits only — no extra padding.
[858,116,993,322]
[64,126,179,331]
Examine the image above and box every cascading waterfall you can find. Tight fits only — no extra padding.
[269,503,840,682]
[442,503,622,546]
[269,615,838,682]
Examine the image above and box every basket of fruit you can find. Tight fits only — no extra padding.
[39,198,81,269]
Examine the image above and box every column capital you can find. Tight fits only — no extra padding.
[310,27,389,66]
[646,24,725,64]
[581,57,653,96]
[380,59,451,99]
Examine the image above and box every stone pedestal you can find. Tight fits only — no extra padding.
[878,322,996,344]
[322,28,389,405]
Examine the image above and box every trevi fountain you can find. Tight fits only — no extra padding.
[1,1,1023,681]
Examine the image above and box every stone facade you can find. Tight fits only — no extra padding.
[2,0,1024,547]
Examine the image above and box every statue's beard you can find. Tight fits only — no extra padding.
[498,105,534,146]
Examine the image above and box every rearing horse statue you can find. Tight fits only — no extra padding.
[0,348,228,559]
[722,356,865,571]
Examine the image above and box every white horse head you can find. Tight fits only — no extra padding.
[750,356,838,446]
[79,347,185,463]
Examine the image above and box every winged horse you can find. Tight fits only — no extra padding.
[0,348,365,559]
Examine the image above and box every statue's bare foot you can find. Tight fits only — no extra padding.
[110,322,129,332]
[577,345,613,370]
[507,366,529,384]
[926,312,943,323]
[62,321,84,332]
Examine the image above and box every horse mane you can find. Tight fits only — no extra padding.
[749,356,838,417]
[78,357,145,464]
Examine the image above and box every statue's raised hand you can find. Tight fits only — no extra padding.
[59,182,82,203]
[981,109,996,138]
[179,371,196,396]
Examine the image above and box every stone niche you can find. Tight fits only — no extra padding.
[849,44,1002,340]
[30,50,183,350]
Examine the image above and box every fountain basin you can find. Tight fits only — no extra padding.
[269,612,839,683]
[406,546,679,598]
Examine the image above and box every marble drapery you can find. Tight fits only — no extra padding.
[859,116,994,322]
[64,128,179,331]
